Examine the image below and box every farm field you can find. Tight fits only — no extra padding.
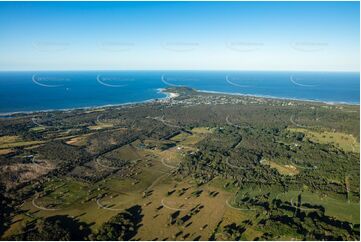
[288,127,360,153]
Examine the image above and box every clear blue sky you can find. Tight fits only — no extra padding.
[0,1,359,71]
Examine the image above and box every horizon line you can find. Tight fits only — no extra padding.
[0,69,359,73]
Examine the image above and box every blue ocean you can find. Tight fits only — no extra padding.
[0,71,359,114]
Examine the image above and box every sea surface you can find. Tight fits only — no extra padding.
[0,71,359,114]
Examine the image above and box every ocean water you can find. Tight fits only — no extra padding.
[0,71,359,114]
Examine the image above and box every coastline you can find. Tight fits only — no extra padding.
[0,87,358,117]
[196,89,360,106]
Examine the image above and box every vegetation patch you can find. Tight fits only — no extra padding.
[288,128,359,153]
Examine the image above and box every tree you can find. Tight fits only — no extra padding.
[96,205,143,241]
